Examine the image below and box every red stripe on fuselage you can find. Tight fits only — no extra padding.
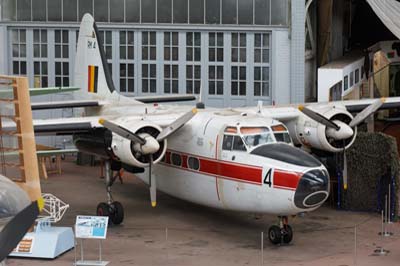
[273,169,302,191]
[161,149,263,185]
[199,159,262,184]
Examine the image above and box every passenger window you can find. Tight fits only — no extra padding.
[171,153,182,166]
[222,135,233,150]
[233,136,246,151]
[188,157,200,170]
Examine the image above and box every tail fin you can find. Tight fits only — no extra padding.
[74,14,116,99]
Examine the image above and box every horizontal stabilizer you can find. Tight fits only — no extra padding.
[134,95,196,103]
[0,87,80,98]
[31,100,103,110]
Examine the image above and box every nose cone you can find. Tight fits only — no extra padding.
[326,120,354,140]
[141,136,160,155]
[294,169,330,209]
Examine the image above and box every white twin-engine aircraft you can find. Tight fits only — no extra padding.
[28,14,400,244]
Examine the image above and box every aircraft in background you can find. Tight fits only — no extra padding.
[12,14,400,245]
[0,175,43,262]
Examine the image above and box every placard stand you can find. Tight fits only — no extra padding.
[73,216,109,266]
[74,239,109,266]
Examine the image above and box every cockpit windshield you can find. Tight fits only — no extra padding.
[240,127,275,148]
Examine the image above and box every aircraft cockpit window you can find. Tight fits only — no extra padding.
[241,127,274,148]
[222,135,234,150]
[232,136,247,151]
[274,132,292,144]
[271,125,292,144]
[224,127,238,134]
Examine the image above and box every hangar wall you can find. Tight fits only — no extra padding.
[0,0,308,108]
[0,0,308,146]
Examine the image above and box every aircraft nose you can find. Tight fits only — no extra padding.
[294,169,330,209]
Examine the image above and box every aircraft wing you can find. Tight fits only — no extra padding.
[239,97,400,122]
[4,109,191,136]
[339,97,400,112]
[31,117,102,135]
[30,95,196,111]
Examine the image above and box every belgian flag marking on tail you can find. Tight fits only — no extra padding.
[88,65,99,93]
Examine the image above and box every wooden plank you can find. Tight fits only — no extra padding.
[13,77,41,201]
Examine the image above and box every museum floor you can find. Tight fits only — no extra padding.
[5,159,400,266]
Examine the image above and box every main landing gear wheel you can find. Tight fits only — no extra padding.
[268,216,293,245]
[96,160,125,225]
[268,225,282,245]
[282,225,293,244]
[96,201,124,225]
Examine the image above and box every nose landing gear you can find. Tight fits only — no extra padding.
[268,216,293,245]
[96,160,125,225]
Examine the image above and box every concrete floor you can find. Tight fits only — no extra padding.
[6,159,400,266]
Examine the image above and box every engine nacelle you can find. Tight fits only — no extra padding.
[287,105,357,153]
[110,120,167,168]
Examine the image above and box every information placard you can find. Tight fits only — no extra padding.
[75,216,109,239]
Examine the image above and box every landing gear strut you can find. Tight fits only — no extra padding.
[268,216,293,245]
[96,160,124,225]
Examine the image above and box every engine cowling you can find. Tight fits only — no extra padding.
[110,120,167,168]
[288,106,357,153]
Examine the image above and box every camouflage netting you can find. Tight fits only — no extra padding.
[341,132,400,218]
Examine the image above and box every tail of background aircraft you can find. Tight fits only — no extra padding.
[74,14,117,100]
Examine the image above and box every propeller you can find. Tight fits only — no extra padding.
[99,108,198,207]
[299,99,386,190]
[349,98,385,128]
[298,105,340,130]
[0,198,44,261]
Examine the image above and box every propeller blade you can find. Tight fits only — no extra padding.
[156,108,198,141]
[298,106,340,130]
[349,98,385,128]
[343,152,348,190]
[0,198,44,261]
[148,156,157,207]
[99,118,146,144]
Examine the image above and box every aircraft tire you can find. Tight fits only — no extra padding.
[268,225,282,245]
[282,225,293,244]
[96,202,111,222]
[110,201,124,225]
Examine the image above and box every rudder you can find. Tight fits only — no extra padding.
[74,14,116,99]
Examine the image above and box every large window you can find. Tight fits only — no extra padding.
[208,32,224,96]
[186,65,201,94]
[99,30,113,72]
[254,33,270,97]
[119,31,135,93]
[186,32,201,62]
[55,30,69,86]
[209,66,223,95]
[186,32,201,94]
[142,32,157,93]
[164,32,179,94]
[164,32,178,61]
[231,33,246,96]
[33,29,48,87]
[5,0,288,26]
[209,32,223,62]
[11,29,27,75]
[32,0,46,21]
[164,65,178,94]
[94,0,109,22]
